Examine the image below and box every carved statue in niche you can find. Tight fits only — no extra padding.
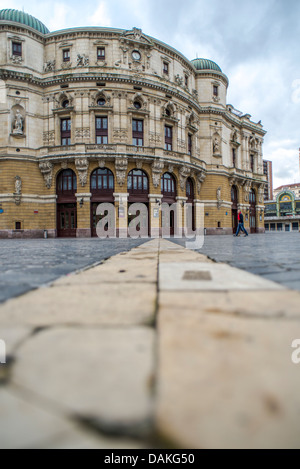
[12,110,23,135]
[213,136,220,154]
[14,176,22,205]
[217,187,222,209]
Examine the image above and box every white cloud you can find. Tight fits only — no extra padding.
[47,3,72,32]
[88,1,111,27]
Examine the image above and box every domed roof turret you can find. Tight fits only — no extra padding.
[191,58,222,72]
[0,9,49,35]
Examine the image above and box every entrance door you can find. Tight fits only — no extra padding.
[249,189,256,234]
[128,203,149,236]
[57,203,77,237]
[231,185,238,233]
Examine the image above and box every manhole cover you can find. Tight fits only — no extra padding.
[182,270,212,281]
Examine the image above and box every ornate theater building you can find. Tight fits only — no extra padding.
[0,9,266,238]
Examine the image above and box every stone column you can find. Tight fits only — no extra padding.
[148,194,162,238]
[194,199,205,236]
[176,196,187,237]
[114,192,129,238]
[76,193,92,237]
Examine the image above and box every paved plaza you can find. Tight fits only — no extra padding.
[175,232,300,291]
[0,238,146,303]
[0,239,300,449]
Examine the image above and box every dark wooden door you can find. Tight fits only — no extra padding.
[57,203,77,237]
[249,189,256,234]
[231,185,238,233]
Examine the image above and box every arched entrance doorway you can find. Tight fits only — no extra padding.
[56,169,77,237]
[127,169,149,235]
[161,172,177,236]
[186,177,195,233]
[231,185,238,234]
[249,189,256,233]
[90,168,114,237]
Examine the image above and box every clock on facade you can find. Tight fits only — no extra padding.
[132,50,141,60]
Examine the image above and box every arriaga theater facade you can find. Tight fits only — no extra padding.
[0,9,266,238]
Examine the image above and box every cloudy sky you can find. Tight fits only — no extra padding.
[3,0,300,189]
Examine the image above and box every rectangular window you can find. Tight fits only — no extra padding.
[132,119,143,146]
[270,223,276,231]
[96,116,108,144]
[61,118,71,145]
[188,134,192,156]
[277,223,283,231]
[232,148,236,167]
[185,75,188,87]
[15,221,21,230]
[213,85,218,97]
[165,125,172,151]
[12,42,22,57]
[63,49,70,62]
[292,222,299,231]
[163,62,169,74]
[265,224,269,231]
[250,154,254,172]
[97,47,105,60]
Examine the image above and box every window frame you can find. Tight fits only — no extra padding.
[163,61,169,75]
[165,125,173,151]
[97,47,105,61]
[12,42,22,57]
[63,49,70,62]
[188,133,192,156]
[213,85,219,97]
[61,118,71,146]
[95,116,108,144]
[132,119,144,147]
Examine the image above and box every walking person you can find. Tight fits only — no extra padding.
[235,211,248,237]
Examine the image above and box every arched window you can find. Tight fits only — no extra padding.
[161,172,176,197]
[186,177,194,201]
[91,168,114,192]
[57,169,77,195]
[231,185,238,204]
[127,169,149,193]
[249,189,256,204]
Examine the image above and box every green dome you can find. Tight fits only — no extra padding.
[191,58,222,72]
[0,9,49,35]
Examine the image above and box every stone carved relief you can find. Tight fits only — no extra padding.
[43,131,55,146]
[149,132,161,144]
[12,109,24,135]
[132,27,143,40]
[243,181,251,202]
[90,90,111,107]
[61,161,68,169]
[11,55,22,64]
[174,74,183,86]
[212,134,221,155]
[168,165,174,174]
[179,166,191,191]
[75,158,89,186]
[75,128,90,140]
[44,60,56,72]
[258,184,265,204]
[136,160,143,169]
[196,171,206,195]
[113,128,128,143]
[39,161,53,189]
[14,176,22,206]
[98,159,106,168]
[77,54,89,67]
[152,160,164,188]
[115,158,128,186]
[61,62,72,70]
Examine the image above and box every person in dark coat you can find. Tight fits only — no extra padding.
[235,211,249,237]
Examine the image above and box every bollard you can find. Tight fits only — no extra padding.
[43,230,48,239]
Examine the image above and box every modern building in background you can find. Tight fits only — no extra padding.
[0,9,266,238]
[263,159,273,200]
[265,190,300,232]
[273,182,300,199]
